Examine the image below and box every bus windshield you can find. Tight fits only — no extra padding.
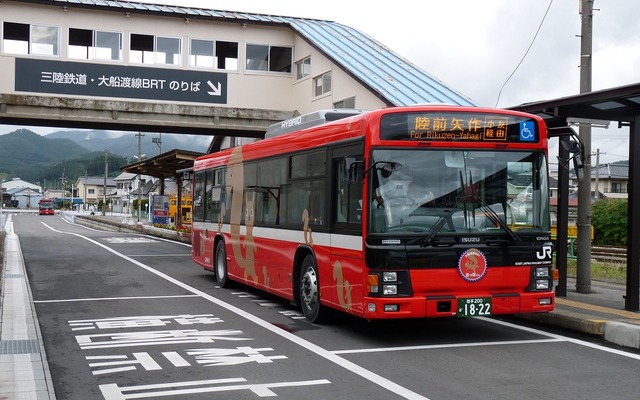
[369,149,549,236]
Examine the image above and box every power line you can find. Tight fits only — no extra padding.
[494,0,555,107]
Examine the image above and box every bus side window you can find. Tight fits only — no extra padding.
[335,157,363,224]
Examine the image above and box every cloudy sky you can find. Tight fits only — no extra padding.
[3,0,639,164]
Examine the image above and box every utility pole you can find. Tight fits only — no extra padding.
[594,149,604,199]
[103,149,108,216]
[136,132,144,223]
[0,178,4,229]
[84,171,88,212]
[60,169,66,210]
[576,0,594,293]
[152,133,162,155]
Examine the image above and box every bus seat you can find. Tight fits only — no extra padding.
[371,208,387,233]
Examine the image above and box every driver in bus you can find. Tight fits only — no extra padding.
[374,168,434,209]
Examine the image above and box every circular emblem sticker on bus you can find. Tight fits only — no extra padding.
[458,248,488,282]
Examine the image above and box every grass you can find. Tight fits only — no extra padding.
[561,257,627,284]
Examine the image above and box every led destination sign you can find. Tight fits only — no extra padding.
[380,112,538,143]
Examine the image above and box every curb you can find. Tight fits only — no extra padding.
[517,311,606,336]
[605,322,640,348]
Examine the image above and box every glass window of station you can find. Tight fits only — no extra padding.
[2,21,294,77]
[189,38,238,70]
[314,71,332,96]
[246,44,293,73]
[69,28,122,61]
[2,22,59,56]
[296,56,311,80]
[130,33,181,65]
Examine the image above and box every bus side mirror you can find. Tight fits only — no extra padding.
[560,137,585,180]
[343,157,361,184]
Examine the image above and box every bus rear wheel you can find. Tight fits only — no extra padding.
[299,255,327,323]
[214,241,232,288]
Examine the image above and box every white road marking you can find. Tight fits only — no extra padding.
[33,295,199,303]
[332,338,565,354]
[479,316,640,361]
[42,222,431,400]
[99,378,331,399]
[104,237,158,243]
[42,221,640,397]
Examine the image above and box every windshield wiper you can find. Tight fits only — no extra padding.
[418,194,468,247]
[478,204,521,242]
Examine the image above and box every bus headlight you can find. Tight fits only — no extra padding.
[383,272,397,282]
[535,267,550,278]
[383,285,398,295]
[536,279,550,290]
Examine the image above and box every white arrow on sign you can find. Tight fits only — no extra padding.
[207,80,222,96]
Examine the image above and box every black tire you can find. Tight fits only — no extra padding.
[299,255,327,323]
[214,241,232,288]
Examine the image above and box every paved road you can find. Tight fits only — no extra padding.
[15,214,640,400]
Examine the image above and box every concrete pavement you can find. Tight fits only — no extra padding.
[1,212,639,399]
[1,214,55,399]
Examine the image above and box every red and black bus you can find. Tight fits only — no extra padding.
[192,106,555,322]
[38,198,56,215]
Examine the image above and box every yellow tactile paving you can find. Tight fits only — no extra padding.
[556,298,640,320]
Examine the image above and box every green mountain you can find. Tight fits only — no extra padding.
[45,130,210,159]
[0,129,128,186]
[0,129,89,169]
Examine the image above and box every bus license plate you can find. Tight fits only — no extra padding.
[457,297,492,317]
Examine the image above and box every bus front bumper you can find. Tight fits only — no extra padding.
[362,292,555,319]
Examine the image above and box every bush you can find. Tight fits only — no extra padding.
[591,199,627,246]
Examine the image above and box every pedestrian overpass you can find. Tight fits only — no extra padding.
[0,0,474,139]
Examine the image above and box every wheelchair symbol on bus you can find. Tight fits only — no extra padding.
[520,121,535,142]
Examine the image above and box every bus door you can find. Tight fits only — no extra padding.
[329,144,365,315]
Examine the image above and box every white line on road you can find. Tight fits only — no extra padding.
[332,338,565,355]
[34,295,200,303]
[479,317,640,361]
[42,222,432,400]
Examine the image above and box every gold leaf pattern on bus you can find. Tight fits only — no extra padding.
[302,209,314,246]
[199,230,206,257]
[228,147,259,285]
[242,191,258,284]
[217,203,225,232]
[262,265,270,289]
[333,260,353,312]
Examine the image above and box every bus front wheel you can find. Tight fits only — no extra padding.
[299,255,327,323]
[214,241,232,288]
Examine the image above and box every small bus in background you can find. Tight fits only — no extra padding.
[38,198,56,215]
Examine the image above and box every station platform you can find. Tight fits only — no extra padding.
[1,212,639,398]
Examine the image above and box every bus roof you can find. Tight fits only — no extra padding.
[265,109,366,138]
[194,105,546,170]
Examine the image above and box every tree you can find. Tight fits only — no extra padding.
[591,199,627,246]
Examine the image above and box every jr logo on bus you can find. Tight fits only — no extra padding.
[458,248,488,282]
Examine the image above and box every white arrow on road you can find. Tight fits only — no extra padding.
[207,80,222,96]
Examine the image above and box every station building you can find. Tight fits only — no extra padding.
[0,0,476,145]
